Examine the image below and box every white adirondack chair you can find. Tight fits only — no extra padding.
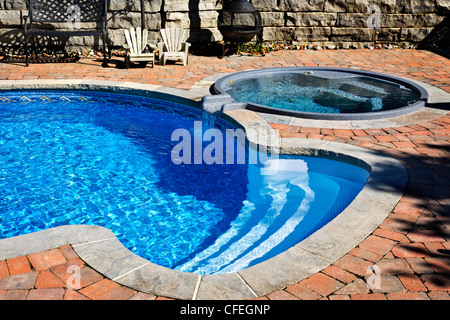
[158,28,190,66]
[123,27,156,68]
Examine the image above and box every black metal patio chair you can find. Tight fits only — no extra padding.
[23,0,110,67]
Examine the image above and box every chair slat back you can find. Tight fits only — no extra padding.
[124,27,149,54]
[130,27,138,53]
[124,28,135,55]
[161,28,185,52]
[141,29,148,53]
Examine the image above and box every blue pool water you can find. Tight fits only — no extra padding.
[0,90,369,274]
[226,73,419,114]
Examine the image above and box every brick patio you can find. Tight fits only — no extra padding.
[0,49,449,300]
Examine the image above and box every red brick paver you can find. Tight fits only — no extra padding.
[0,246,156,300]
[0,49,449,300]
[268,113,450,300]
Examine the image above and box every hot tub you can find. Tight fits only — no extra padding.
[205,67,429,121]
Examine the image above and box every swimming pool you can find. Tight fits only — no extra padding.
[0,90,369,274]
[209,67,428,120]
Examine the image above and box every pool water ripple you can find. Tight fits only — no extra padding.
[0,90,369,274]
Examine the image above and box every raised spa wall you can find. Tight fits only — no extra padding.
[0,0,449,51]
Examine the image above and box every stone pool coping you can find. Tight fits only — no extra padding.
[0,79,410,299]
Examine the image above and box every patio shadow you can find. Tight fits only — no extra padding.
[418,16,450,59]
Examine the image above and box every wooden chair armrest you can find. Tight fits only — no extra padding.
[158,42,166,52]
[182,42,191,53]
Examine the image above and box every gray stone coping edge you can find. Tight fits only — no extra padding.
[0,80,407,300]
[0,79,207,108]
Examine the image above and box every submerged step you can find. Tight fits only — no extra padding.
[176,158,367,274]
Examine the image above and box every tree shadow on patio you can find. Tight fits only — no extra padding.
[418,16,450,59]
[368,139,450,291]
[428,102,450,111]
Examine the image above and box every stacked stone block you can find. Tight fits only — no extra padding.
[0,0,448,51]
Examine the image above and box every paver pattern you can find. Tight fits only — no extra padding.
[0,49,449,300]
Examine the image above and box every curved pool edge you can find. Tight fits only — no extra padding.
[0,81,408,300]
[211,67,430,121]
[217,109,407,297]
[0,79,206,108]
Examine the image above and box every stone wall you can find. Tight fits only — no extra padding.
[0,0,448,52]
